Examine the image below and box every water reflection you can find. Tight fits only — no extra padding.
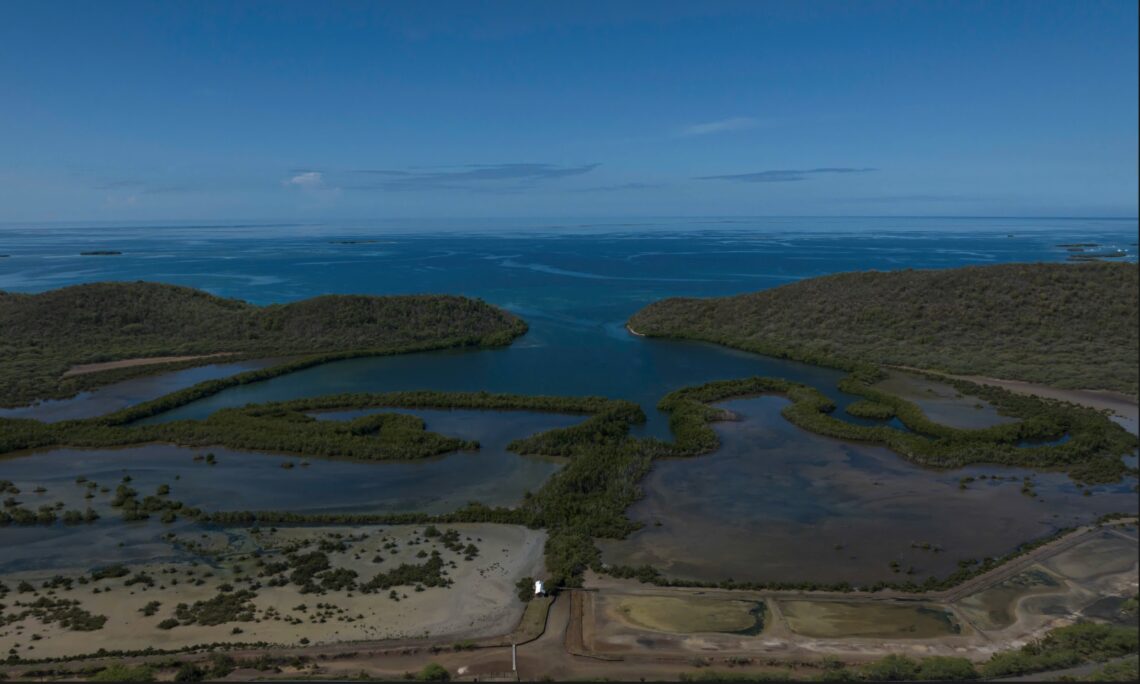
[599,397,1138,585]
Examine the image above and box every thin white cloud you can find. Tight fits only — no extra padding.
[283,171,325,188]
[282,170,341,202]
[678,117,760,137]
[344,163,599,192]
[103,194,139,208]
[697,167,877,183]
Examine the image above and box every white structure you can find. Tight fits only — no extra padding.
[534,580,545,596]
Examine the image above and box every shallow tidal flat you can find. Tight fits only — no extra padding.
[0,409,576,573]
[872,371,1018,430]
[0,358,281,422]
[599,396,1139,586]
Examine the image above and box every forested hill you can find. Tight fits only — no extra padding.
[628,262,1139,395]
[0,282,527,406]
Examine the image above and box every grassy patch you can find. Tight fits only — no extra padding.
[615,596,763,634]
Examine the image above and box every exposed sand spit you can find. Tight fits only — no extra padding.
[62,353,237,377]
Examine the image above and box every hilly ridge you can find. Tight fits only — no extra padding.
[628,262,1138,395]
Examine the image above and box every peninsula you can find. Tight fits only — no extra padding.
[0,282,527,408]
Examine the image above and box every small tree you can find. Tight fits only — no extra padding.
[515,576,535,602]
[173,662,206,682]
[862,654,919,681]
[916,656,978,680]
[418,663,450,681]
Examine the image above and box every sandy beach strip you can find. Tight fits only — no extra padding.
[62,353,238,377]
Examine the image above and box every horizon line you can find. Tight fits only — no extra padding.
[1,214,1138,227]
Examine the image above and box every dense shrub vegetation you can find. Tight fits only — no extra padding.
[629,263,1139,394]
[0,282,527,407]
[845,399,896,419]
[979,622,1139,678]
[171,590,258,627]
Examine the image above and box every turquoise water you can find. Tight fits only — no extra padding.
[1,217,1136,577]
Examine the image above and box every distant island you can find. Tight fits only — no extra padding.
[1057,242,1132,261]
[629,262,1138,396]
[0,282,527,407]
[78,250,123,256]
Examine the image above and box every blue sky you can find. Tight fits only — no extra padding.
[1,0,1136,221]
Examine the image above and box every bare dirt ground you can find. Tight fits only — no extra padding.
[62,353,237,377]
[0,523,546,661]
